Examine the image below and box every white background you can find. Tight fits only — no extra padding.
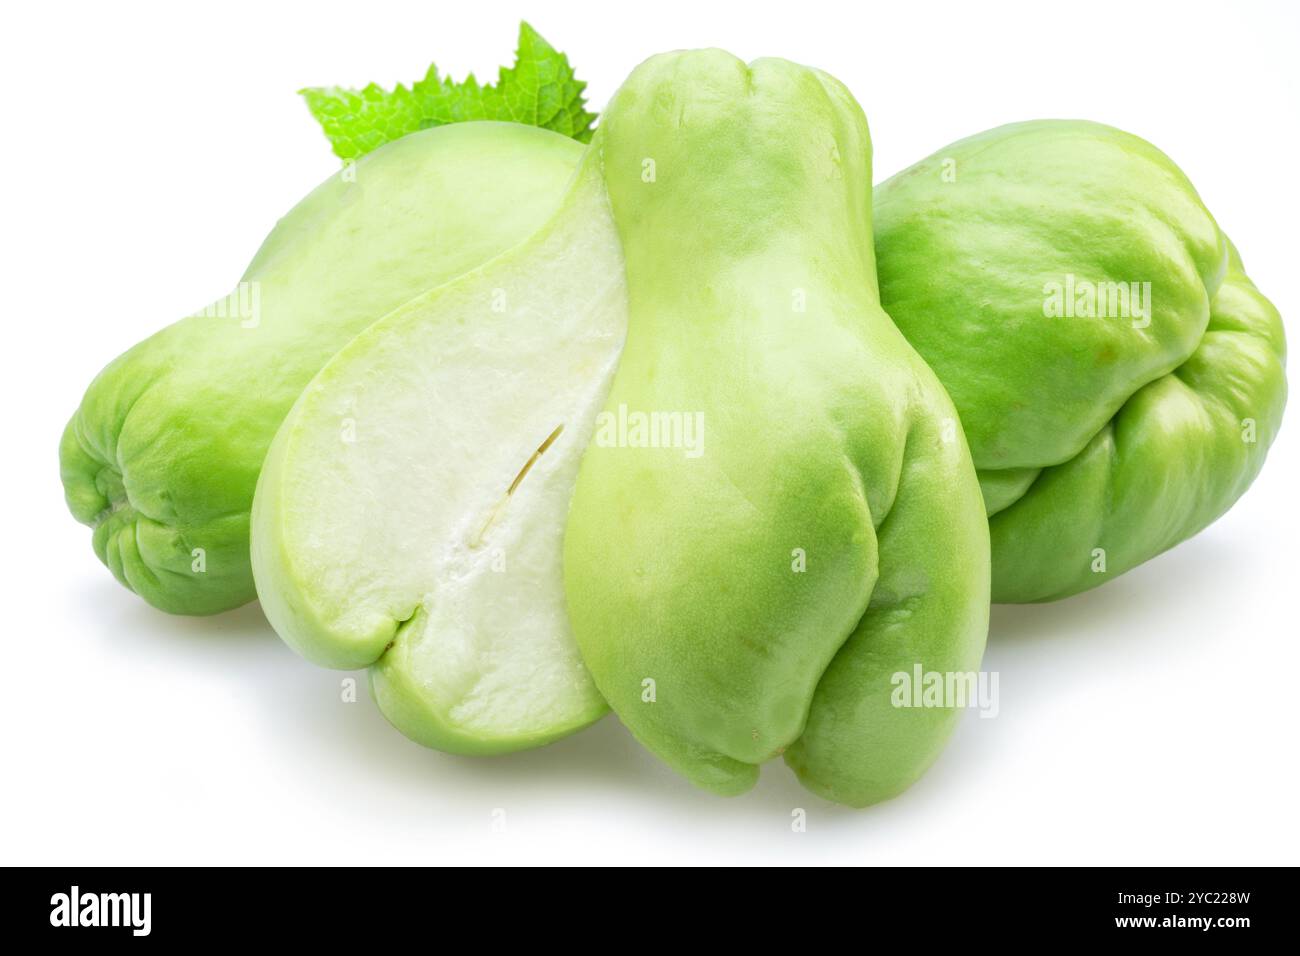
[3,0,1297,865]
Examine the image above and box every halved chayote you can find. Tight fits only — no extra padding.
[252,156,624,752]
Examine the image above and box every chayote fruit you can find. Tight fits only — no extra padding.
[563,52,990,807]
[251,153,625,752]
[874,120,1287,602]
[61,122,584,615]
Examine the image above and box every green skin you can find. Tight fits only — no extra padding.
[873,120,1287,602]
[60,123,584,614]
[563,52,990,807]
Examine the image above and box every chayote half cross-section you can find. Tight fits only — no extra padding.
[874,120,1287,602]
[251,153,625,752]
[61,122,584,615]
[563,51,990,806]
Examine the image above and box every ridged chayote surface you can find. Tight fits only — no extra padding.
[874,120,1286,602]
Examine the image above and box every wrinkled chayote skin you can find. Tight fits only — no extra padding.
[61,123,584,614]
[563,51,990,807]
[874,120,1287,602]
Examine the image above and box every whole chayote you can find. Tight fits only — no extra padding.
[563,51,990,807]
[874,120,1286,602]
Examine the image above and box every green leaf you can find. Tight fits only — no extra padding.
[301,22,597,160]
